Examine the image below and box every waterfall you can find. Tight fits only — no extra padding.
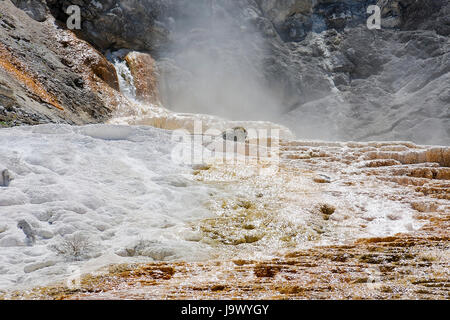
[108,54,156,123]
[113,59,137,101]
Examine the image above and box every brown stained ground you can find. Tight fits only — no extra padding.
[3,140,449,300]
[7,233,448,300]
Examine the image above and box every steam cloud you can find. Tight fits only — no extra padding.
[158,0,282,121]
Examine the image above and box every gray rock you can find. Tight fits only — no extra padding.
[1,169,12,187]
[17,219,36,245]
[222,127,248,143]
[11,0,48,22]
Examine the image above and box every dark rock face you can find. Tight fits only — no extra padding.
[380,0,450,35]
[46,0,170,52]
[271,0,376,42]
[5,0,450,145]
[10,0,48,22]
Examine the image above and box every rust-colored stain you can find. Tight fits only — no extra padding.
[0,43,64,111]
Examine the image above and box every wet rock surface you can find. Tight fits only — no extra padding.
[3,139,448,300]
[124,52,161,105]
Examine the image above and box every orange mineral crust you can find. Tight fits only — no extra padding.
[0,43,63,111]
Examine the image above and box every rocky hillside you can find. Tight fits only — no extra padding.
[0,1,127,126]
[1,0,449,144]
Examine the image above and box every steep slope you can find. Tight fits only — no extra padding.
[0,0,122,126]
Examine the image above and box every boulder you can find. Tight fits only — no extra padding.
[124,52,161,105]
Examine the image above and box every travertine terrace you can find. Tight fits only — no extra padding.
[6,138,448,300]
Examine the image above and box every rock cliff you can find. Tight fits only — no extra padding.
[1,0,449,145]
